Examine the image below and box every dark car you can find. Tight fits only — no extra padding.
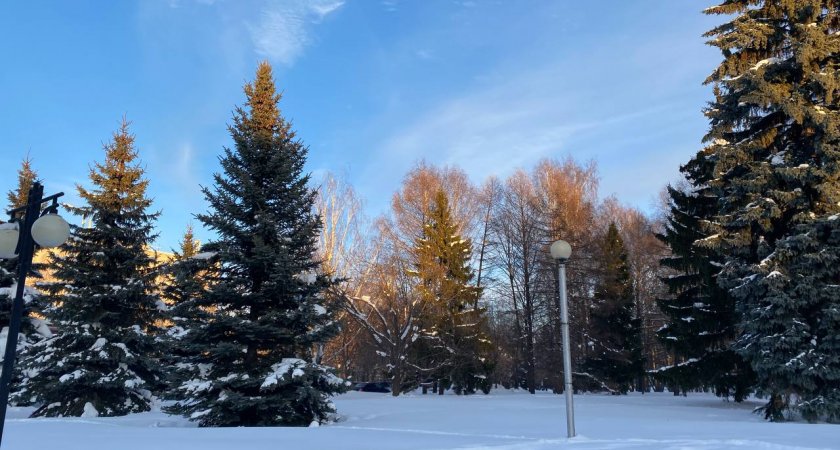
[356,381,391,393]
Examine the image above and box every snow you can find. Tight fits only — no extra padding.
[261,358,306,389]
[770,151,786,165]
[294,270,318,285]
[751,57,780,70]
[3,391,838,449]
[90,337,108,351]
[82,402,99,418]
[59,369,85,383]
[191,252,216,260]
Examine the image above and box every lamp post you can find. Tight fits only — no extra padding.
[0,182,69,446]
[550,239,575,438]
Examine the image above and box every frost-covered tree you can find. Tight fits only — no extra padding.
[584,223,643,394]
[702,0,840,421]
[15,120,164,417]
[413,191,492,395]
[165,62,345,427]
[655,152,754,401]
[745,216,840,422]
[337,253,425,396]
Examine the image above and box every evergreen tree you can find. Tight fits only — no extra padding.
[413,190,492,395]
[165,62,346,427]
[655,151,753,401]
[177,224,200,259]
[751,216,840,422]
[2,156,41,329]
[159,225,209,390]
[6,155,37,211]
[584,223,644,394]
[161,224,205,307]
[702,1,840,420]
[15,120,164,417]
[2,157,52,405]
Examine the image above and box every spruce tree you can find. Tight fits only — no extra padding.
[6,155,37,210]
[165,62,345,427]
[15,120,164,417]
[177,224,200,259]
[655,151,753,401]
[161,224,205,308]
[2,157,52,405]
[702,1,840,420]
[159,225,209,390]
[2,156,42,332]
[413,190,492,395]
[584,223,644,394]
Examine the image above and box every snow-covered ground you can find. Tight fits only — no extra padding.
[4,390,836,449]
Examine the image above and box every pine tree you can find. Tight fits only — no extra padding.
[6,155,37,211]
[413,190,492,395]
[753,216,840,422]
[15,120,164,417]
[702,1,840,420]
[2,157,52,405]
[584,223,644,394]
[177,224,200,259]
[159,225,209,390]
[165,62,346,427]
[160,224,205,307]
[655,150,753,401]
[2,156,41,330]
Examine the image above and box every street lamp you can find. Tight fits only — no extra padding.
[550,239,575,438]
[0,182,68,445]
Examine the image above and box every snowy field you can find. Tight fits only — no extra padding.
[4,390,837,449]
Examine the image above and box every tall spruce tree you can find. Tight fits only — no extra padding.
[2,156,40,329]
[584,223,644,394]
[165,62,345,427]
[1,156,51,404]
[655,151,754,401]
[702,1,840,421]
[413,190,492,395]
[15,120,164,417]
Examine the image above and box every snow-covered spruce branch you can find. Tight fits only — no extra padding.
[573,371,617,394]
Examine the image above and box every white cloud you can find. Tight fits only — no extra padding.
[249,0,344,66]
[312,1,345,19]
[361,62,693,216]
[372,67,662,179]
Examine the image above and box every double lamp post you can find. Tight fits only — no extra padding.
[0,182,70,445]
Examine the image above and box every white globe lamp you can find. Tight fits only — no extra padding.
[31,214,70,248]
[0,223,20,259]
[550,240,572,261]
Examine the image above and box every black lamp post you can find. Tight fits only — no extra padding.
[0,182,69,446]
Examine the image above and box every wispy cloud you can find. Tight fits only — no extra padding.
[363,61,695,212]
[249,0,344,66]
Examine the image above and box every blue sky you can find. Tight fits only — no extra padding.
[0,1,722,250]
